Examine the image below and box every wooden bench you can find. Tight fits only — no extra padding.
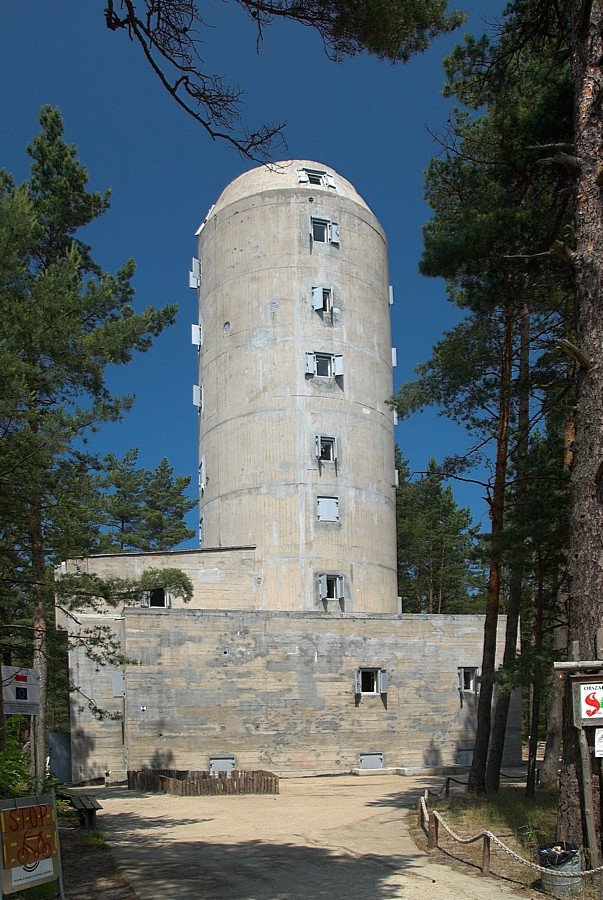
[61,791,102,829]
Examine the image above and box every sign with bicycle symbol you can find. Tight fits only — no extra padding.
[0,794,63,897]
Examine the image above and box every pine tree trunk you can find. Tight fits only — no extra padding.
[31,499,47,793]
[559,0,603,848]
[539,578,568,788]
[468,307,514,793]
[526,557,545,797]
[485,300,530,792]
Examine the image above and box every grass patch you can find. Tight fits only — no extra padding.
[83,828,109,852]
[440,785,559,849]
[412,784,598,897]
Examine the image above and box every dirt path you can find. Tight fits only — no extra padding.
[89,775,542,900]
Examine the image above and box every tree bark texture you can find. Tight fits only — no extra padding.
[560,0,603,848]
[485,300,530,792]
[31,498,47,793]
[539,584,567,788]
[468,307,514,793]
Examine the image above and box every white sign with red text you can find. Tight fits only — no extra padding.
[579,682,603,720]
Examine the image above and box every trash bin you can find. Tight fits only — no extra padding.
[538,842,582,897]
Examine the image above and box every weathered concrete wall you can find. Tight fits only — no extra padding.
[196,161,398,612]
[68,608,521,782]
[57,547,261,620]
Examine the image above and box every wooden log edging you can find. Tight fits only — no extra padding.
[127,769,279,795]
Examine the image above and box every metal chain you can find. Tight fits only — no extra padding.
[419,795,603,879]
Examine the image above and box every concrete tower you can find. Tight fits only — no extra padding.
[193,161,397,613]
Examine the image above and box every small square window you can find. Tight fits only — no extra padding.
[310,217,339,245]
[355,668,388,695]
[315,353,332,376]
[297,168,337,188]
[316,435,337,462]
[317,496,339,522]
[312,219,328,242]
[458,667,478,692]
[312,286,333,314]
[318,573,345,604]
[140,588,172,609]
[305,352,344,378]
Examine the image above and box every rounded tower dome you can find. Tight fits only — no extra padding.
[194,161,397,613]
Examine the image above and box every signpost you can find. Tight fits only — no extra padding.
[1,667,40,716]
[553,636,603,870]
[0,792,64,898]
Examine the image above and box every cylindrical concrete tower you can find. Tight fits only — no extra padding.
[194,161,397,613]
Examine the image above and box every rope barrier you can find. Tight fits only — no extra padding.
[418,793,603,880]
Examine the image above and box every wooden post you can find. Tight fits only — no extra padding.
[577,724,599,868]
[445,777,450,798]
[427,812,438,850]
[481,834,491,875]
[417,799,424,828]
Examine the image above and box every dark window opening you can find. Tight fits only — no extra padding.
[150,588,167,607]
[315,353,332,376]
[361,670,377,693]
[312,220,328,242]
[319,437,335,461]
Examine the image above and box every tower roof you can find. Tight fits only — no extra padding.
[211,160,372,216]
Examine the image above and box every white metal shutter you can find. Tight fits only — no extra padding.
[318,574,327,600]
[354,670,362,695]
[317,496,338,521]
[379,669,388,694]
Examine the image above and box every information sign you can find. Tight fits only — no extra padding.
[579,682,603,720]
[0,794,63,897]
[1,666,40,715]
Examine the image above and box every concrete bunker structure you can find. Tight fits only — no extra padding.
[58,162,521,781]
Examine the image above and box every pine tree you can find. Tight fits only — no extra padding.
[393,16,574,792]
[103,0,464,157]
[395,451,483,614]
[0,106,177,785]
[139,458,196,551]
[97,450,146,552]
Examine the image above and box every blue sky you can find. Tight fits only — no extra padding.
[1,1,505,544]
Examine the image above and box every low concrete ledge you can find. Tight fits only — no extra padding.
[350,765,469,777]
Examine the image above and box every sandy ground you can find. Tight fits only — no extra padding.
[89,774,542,900]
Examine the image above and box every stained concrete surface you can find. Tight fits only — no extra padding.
[92,774,538,900]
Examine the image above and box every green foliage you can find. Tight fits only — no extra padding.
[0,107,182,756]
[437,785,559,845]
[393,0,575,791]
[0,718,33,797]
[82,828,109,852]
[396,449,484,613]
[104,0,465,157]
[96,452,196,552]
